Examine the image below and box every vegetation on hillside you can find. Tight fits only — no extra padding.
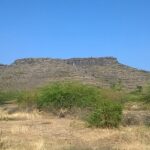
[142,85,150,103]
[1,81,150,128]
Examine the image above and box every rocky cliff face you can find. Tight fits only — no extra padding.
[65,57,118,66]
[0,57,150,90]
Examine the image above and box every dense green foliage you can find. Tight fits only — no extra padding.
[87,101,122,128]
[37,82,102,110]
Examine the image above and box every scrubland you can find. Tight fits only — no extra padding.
[0,82,150,150]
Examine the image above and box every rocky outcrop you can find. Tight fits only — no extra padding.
[0,57,150,90]
[12,58,59,65]
[65,57,118,66]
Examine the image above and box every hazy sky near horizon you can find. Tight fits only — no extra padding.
[0,0,150,70]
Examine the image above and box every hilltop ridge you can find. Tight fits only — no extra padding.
[0,57,150,90]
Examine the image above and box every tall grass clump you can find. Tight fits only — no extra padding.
[17,90,38,110]
[87,101,122,128]
[100,88,126,103]
[37,82,102,110]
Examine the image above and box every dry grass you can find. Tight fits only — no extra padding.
[0,107,150,150]
[113,126,150,150]
[124,101,150,111]
[0,109,41,121]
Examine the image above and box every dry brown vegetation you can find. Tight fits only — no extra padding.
[0,102,150,150]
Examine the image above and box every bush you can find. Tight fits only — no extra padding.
[37,82,102,110]
[87,101,122,128]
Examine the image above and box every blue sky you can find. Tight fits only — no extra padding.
[0,0,150,70]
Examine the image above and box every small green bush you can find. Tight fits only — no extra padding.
[37,82,102,110]
[87,101,122,128]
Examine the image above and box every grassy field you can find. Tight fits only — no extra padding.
[0,105,150,150]
[0,82,150,150]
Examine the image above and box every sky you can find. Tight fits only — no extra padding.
[0,0,150,71]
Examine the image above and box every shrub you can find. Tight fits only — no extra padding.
[87,101,122,128]
[136,85,143,93]
[110,80,123,91]
[37,82,102,110]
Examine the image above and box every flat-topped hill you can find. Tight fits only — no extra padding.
[0,57,150,90]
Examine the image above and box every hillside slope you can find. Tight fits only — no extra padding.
[0,57,150,90]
